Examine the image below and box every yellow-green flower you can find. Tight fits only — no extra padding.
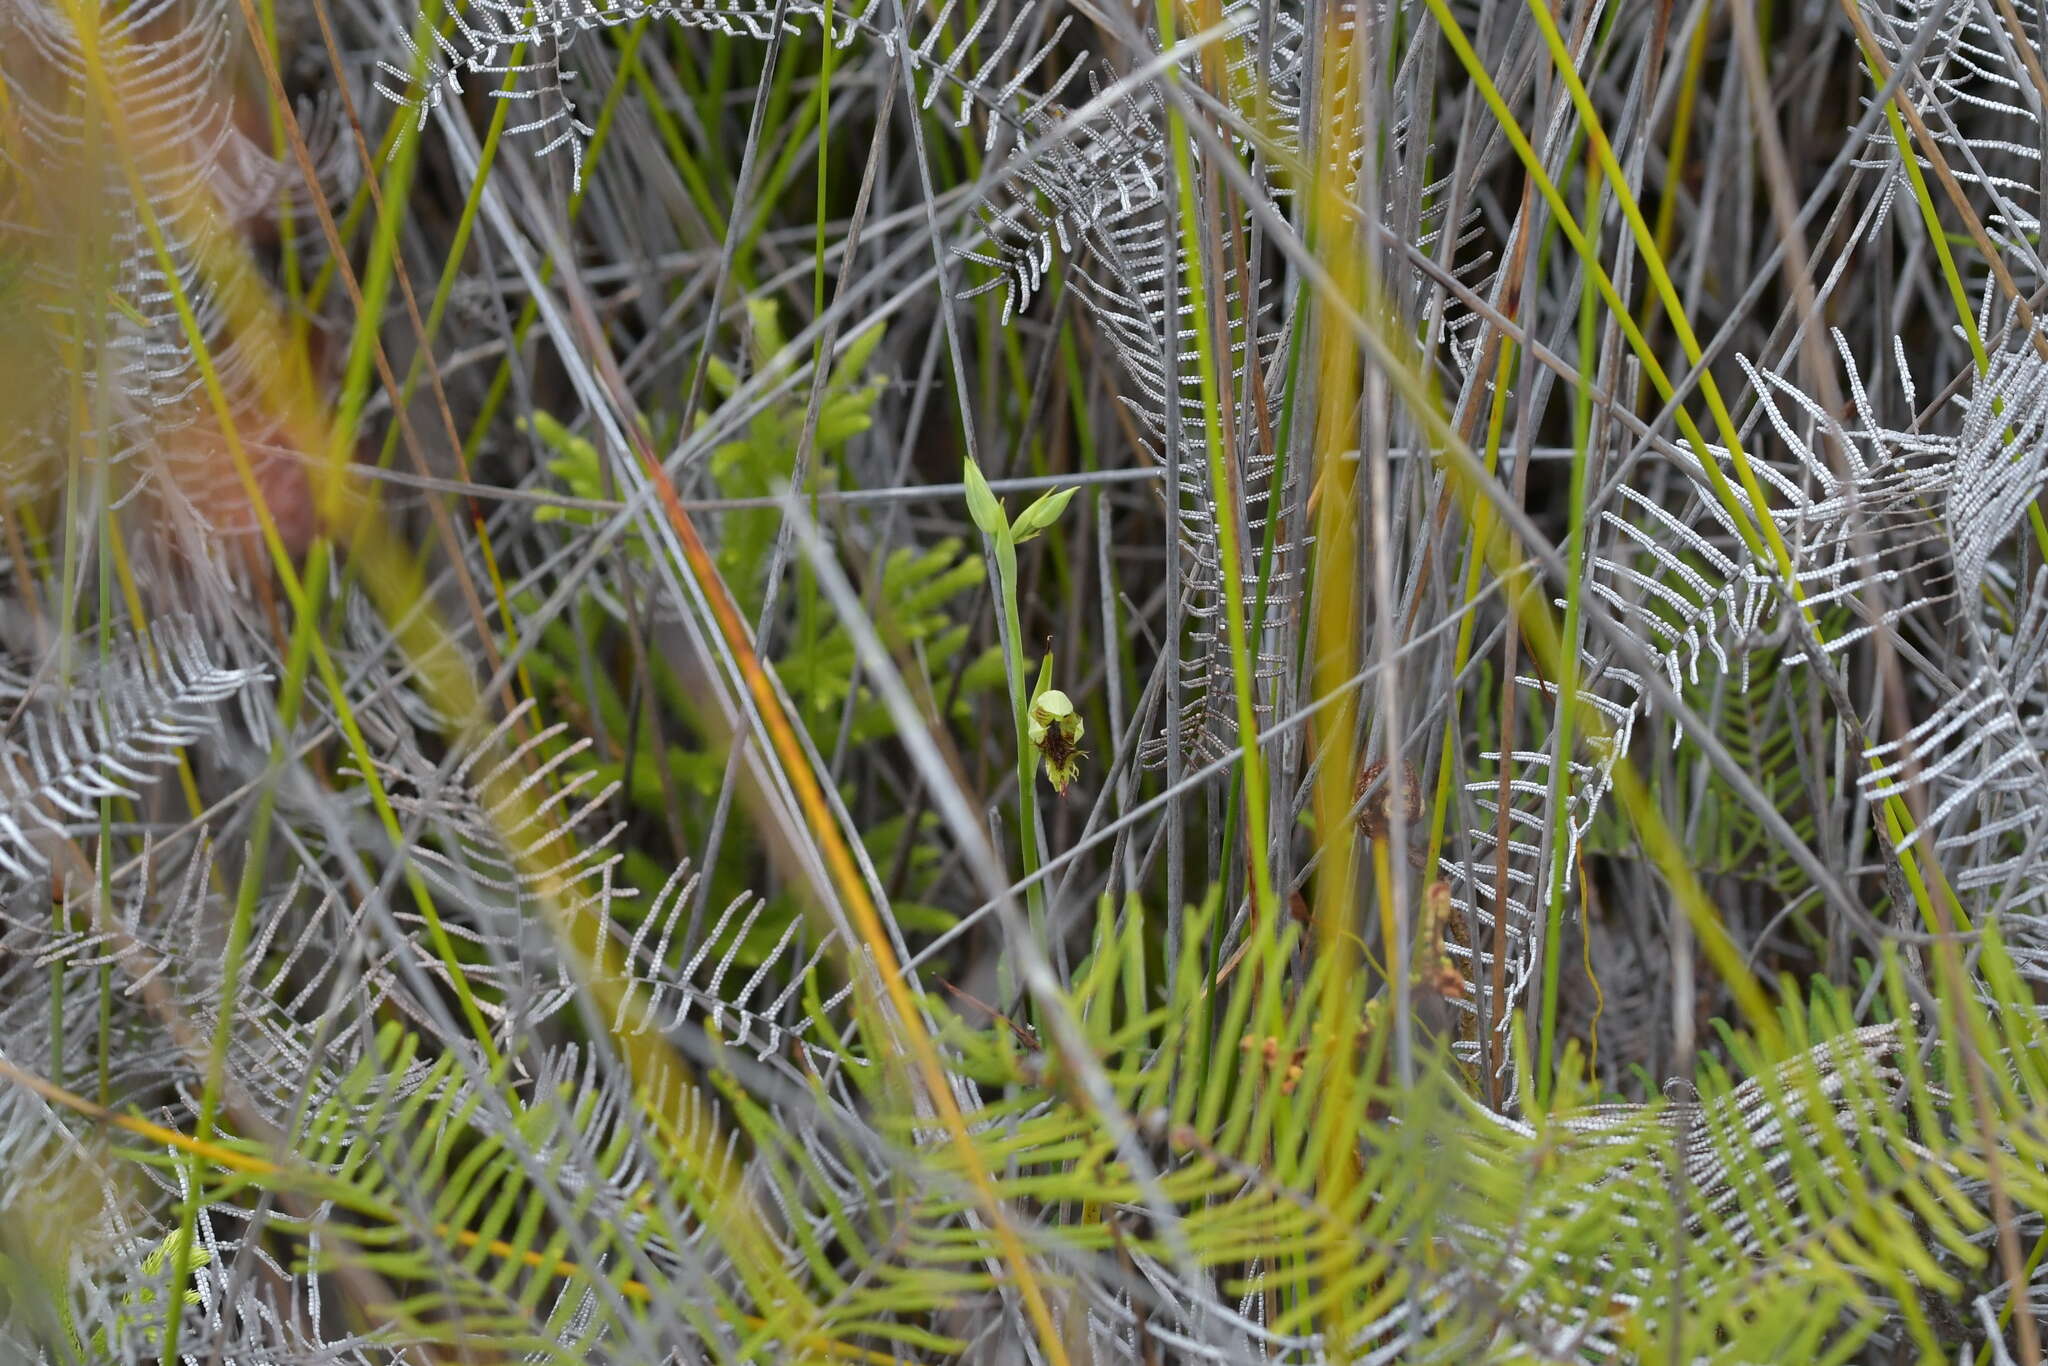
[1028,688,1085,795]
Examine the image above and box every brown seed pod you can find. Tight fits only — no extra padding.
[1355,757,1421,840]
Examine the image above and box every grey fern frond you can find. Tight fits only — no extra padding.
[364,699,629,1049]
[0,620,267,881]
[1855,0,2046,288]
[613,858,858,1067]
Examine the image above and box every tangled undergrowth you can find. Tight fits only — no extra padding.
[7,0,2048,1359]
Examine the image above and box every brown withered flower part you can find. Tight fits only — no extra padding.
[1355,758,1421,840]
[1416,882,1467,1000]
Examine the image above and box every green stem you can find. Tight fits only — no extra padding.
[1537,149,1602,1103]
[994,534,1047,935]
